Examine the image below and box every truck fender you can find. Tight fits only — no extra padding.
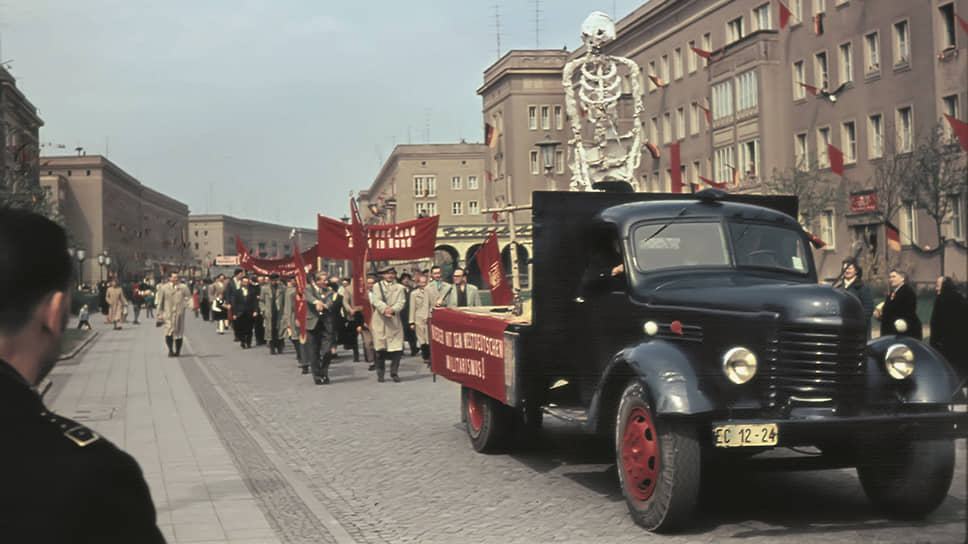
[866,336,961,403]
[590,341,714,433]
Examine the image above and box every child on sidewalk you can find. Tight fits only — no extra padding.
[78,305,92,330]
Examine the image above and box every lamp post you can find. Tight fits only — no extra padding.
[105,255,112,279]
[535,135,561,191]
[97,254,105,282]
[76,249,87,289]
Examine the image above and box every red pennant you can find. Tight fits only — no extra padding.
[485,123,496,147]
[491,212,500,223]
[670,142,683,193]
[943,114,968,152]
[645,142,661,159]
[885,221,901,252]
[477,231,513,306]
[350,198,372,327]
[698,175,728,190]
[486,170,494,182]
[957,14,968,36]
[798,82,819,96]
[827,144,844,176]
[648,74,667,88]
[814,13,824,35]
[778,1,793,30]
[806,232,827,249]
[694,102,711,125]
[689,46,712,60]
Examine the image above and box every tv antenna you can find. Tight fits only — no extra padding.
[531,0,544,48]
[492,4,502,59]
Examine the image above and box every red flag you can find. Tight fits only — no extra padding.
[491,212,500,223]
[477,232,513,306]
[694,102,711,125]
[778,1,793,29]
[292,241,309,344]
[827,143,844,176]
[885,221,901,252]
[690,46,712,60]
[798,82,819,96]
[943,114,968,152]
[349,198,372,327]
[814,13,824,35]
[237,239,318,276]
[670,142,683,193]
[485,123,495,147]
[957,14,968,36]
[317,215,355,260]
[806,232,827,249]
[698,175,728,189]
[648,74,667,88]
[645,142,661,159]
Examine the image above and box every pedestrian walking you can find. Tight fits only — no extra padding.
[105,279,127,330]
[425,265,452,310]
[338,277,360,362]
[223,268,244,341]
[233,276,258,349]
[409,274,432,367]
[199,279,211,321]
[371,267,407,383]
[874,268,922,339]
[304,272,340,384]
[156,271,191,357]
[281,276,304,369]
[929,276,968,380]
[260,273,286,355]
[0,208,165,543]
[143,284,155,319]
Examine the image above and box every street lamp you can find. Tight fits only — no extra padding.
[74,249,87,289]
[97,254,105,282]
[535,135,561,190]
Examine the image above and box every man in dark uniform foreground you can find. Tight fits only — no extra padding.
[0,208,165,543]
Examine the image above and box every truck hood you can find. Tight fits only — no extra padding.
[640,274,864,324]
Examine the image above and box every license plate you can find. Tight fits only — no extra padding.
[713,423,778,448]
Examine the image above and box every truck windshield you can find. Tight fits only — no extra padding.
[631,221,729,272]
[728,222,809,274]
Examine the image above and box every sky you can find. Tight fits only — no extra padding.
[2,0,643,228]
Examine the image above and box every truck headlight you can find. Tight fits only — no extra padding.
[722,347,757,384]
[884,344,915,380]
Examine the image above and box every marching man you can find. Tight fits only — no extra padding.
[371,267,407,382]
[156,271,191,357]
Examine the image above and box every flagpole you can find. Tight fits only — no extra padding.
[482,175,531,315]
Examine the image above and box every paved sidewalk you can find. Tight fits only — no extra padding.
[48,316,281,544]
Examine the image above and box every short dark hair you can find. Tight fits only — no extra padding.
[452,267,466,275]
[0,208,71,333]
[431,266,441,273]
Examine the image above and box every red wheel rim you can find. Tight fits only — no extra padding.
[621,406,659,501]
[467,391,484,432]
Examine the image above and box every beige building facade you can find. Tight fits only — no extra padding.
[1,66,44,202]
[40,155,190,283]
[188,214,318,274]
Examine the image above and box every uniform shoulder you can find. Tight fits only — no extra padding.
[37,410,102,448]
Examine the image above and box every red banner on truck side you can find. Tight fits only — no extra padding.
[430,308,510,404]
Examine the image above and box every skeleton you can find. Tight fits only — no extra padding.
[562,12,646,191]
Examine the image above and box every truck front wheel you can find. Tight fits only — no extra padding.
[616,381,700,532]
[461,386,511,453]
[856,438,955,518]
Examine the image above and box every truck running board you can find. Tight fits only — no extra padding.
[542,405,590,424]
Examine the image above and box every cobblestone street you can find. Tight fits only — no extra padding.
[53,316,968,543]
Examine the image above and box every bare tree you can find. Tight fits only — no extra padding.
[869,130,918,274]
[901,122,968,276]
[763,159,845,238]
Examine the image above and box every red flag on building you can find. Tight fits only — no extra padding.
[477,231,513,306]
[814,13,824,35]
[798,82,819,96]
[943,114,968,152]
[698,175,728,189]
[805,231,827,249]
[485,123,496,147]
[827,143,845,176]
[694,102,711,125]
[670,142,683,193]
[689,46,712,60]
[957,14,968,36]
[778,1,793,29]
[885,222,901,252]
[648,74,667,88]
[645,142,661,159]
[291,241,309,344]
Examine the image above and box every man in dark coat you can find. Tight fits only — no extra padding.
[233,276,258,349]
[929,276,968,379]
[0,208,165,543]
[874,268,922,339]
[223,268,244,341]
[304,272,340,384]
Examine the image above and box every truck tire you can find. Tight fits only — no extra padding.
[856,438,955,518]
[615,381,700,532]
[461,386,510,453]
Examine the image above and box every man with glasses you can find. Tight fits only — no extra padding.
[445,267,481,307]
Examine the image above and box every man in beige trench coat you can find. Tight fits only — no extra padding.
[370,267,407,382]
[408,275,432,368]
[104,280,126,330]
[156,271,191,357]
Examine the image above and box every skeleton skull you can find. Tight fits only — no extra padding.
[580,11,616,51]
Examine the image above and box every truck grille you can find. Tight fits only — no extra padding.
[761,326,866,408]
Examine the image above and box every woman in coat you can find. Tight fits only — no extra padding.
[929,276,968,380]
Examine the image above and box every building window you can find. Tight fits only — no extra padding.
[712,79,734,120]
[416,201,437,217]
[468,200,479,215]
[838,42,853,85]
[648,61,657,91]
[540,105,550,130]
[865,32,881,74]
[663,112,672,143]
[528,106,537,130]
[901,201,918,245]
[817,127,831,167]
[687,40,697,73]
[942,95,959,141]
[868,114,883,159]
[946,195,964,240]
[650,117,658,144]
[529,150,539,174]
[789,0,802,23]
[896,106,913,153]
[702,33,712,66]
[690,103,700,135]
[736,70,758,112]
[554,105,563,129]
[663,170,672,193]
[660,54,670,83]
[821,210,836,249]
[893,20,910,66]
[692,160,701,183]
[555,150,564,174]
[673,48,683,79]
[713,145,736,183]
[451,176,461,190]
[814,0,826,14]
[727,17,744,44]
[842,121,856,163]
[940,4,957,50]
[793,61,806,100]
[413,176,425,197]
[676,107,685,140]
[815,51,829,88]
[752,3,771,31]
[467,175,479,190]
[795,133,809,170]
[739,139,760,181]
[452,201,463,216]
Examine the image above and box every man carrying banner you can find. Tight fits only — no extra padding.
[371,267,407,382]
[426,265,452,310]
[304,272,340,384]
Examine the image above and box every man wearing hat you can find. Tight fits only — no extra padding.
[223,268,244,341]
[304,272,340,384]
[371,267,407,382]
[156,271,191,357]
[260,273,287,354]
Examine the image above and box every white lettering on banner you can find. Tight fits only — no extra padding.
[445,355,485,379]
[488,262,503,288]
[431,323,504,358]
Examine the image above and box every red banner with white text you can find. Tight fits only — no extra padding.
[317,214,440,261]
[477,232,513,306]
[236,237,317,276]
[430,308,510,403]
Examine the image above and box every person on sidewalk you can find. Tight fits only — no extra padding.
[304,272,339,384]
[105,279,127,330]
[77,304,92,330]
[409,274,432,368]
[874,268,922,340]
[0,208,165,543]
[371,267,407,383]
[233,276,258,349]
[223,268,244,341]
[156,271,191,357]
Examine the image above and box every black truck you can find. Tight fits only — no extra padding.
[429,189,967,532]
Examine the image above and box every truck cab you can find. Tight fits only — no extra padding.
[430,189,967,532]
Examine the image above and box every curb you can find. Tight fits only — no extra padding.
[59,330,100,361]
